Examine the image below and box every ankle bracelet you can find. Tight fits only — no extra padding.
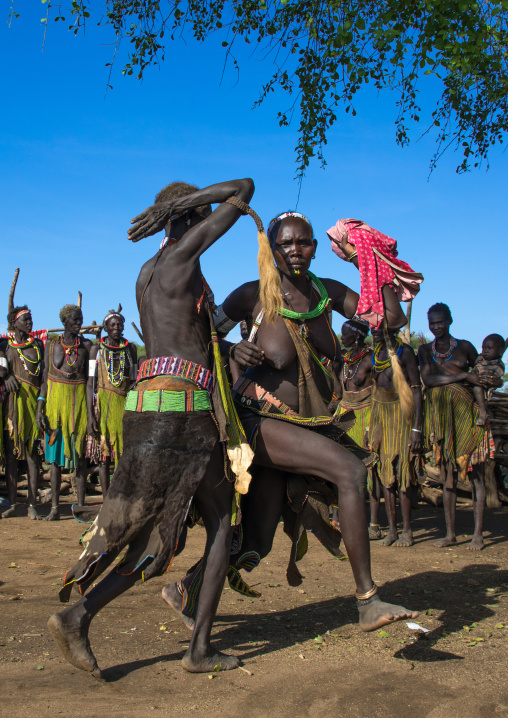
[355,582,378,601]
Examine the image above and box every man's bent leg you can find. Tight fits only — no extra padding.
[180,445,239,671]
[48,568,141,678]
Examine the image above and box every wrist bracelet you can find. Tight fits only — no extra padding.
[37,396,46,402]
[229,343,237,360]
[346,251,358,263]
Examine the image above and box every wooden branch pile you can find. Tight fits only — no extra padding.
[488,391,508,467]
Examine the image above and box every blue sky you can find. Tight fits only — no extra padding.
[1,7,507,349]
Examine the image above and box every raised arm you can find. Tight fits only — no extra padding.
[128,178,254,259]
[330,235,407,329]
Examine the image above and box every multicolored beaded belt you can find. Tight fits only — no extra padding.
[136,356,213,393]
[125,389,212,413]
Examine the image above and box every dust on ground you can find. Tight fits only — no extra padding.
[1,499,507,718]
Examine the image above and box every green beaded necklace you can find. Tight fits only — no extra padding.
[279,272,330,320]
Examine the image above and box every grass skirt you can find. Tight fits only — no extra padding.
[6,380,40,460]
[45,379,87,461]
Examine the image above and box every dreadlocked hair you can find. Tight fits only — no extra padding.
[155,181,211,219]
[8,305,29,331]
[225,197,282,324]
[382,320,415,423]
[59,304,82,324]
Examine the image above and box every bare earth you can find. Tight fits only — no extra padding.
[1,498,507,718]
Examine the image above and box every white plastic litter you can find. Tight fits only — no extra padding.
[406,622,429,633]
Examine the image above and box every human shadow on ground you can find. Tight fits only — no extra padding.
[101,561,508,681]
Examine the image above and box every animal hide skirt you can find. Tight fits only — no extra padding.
[59,410,219,601]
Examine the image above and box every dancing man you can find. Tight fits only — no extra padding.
[419,303,495,550]
[36,305,91,520]
[3,306,44,518]
[48,178,255,677]
[86,310,137,497]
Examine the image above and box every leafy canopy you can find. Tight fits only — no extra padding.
[11,0,508,177]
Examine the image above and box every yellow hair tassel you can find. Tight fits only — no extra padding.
[257,228,282,324]
[225,196,282,324]
[383,321,415,423]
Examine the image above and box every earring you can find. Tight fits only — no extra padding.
[311,255,315,259]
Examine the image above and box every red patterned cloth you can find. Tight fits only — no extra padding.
[327,219,423,329]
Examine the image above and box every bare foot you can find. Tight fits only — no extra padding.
[466,535,484,551]
[476,411,487,427]
[182,648,240,673]
[47,609,102,678]
[1,506,17,518]
[392,531,414,547]
[161,583,195,631]
[28,506,42,520]
[368,524,382,540]
[379,531,398,546]
[44,507,60,521]
[358,595,418,632]
[434,535,457,548]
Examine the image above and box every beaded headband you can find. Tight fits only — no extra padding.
[15,309,31,320]
[343,317,370,337]
[267,211,313,247]
[104,312,124,324]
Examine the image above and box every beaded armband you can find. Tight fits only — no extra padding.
[214,304,239,335]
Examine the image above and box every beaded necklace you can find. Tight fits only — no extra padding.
[8,335,42,377]
[101,337,129,387]
[432,336,457,364]
[279,272,330,321]
[60,336,80,367]
[281,272,331,341]
[342,348,368,383]
[372,337,403,373]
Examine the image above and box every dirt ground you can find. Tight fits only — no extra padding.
[1,497,508,718]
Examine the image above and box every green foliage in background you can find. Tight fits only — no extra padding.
[10,0,508,178]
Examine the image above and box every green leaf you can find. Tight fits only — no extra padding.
[378,630,389,638]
